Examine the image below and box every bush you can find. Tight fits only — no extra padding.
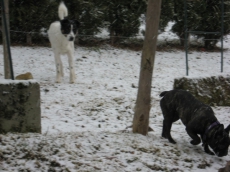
[7,0,147,45]
[102,0,147,43]
[171,0,230,48]
[8,0,105,44]
[160,0,174,31]
[9,0,57,44]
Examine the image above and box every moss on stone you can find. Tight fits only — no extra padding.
[0,81,41,133]
[174,75,230,106]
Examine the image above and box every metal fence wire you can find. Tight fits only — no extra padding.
[1,0,14,79]
[184,0,225,75]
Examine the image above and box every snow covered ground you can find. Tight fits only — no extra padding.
[1,27,230,171]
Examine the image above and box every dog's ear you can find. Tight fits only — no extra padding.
[225,124,230,134]
[215,124,224,135]
[60,19,70,34]
[60,19,69,25]
[75,20,80,28]
[219,124,224,131]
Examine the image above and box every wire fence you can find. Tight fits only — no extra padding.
[6,26,229,45]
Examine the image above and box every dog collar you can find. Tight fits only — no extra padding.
[203,121,220,141]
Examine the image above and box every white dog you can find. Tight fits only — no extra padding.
[48,2,80,83]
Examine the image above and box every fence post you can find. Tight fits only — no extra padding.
[221,0,224,72]
[1,0,14,80]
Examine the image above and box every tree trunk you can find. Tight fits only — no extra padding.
[2,0,10,79]
[132,0,162,135]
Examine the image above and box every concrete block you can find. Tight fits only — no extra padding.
[0,80,41,133]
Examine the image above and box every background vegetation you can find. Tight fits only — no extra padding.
[4,0,230,48]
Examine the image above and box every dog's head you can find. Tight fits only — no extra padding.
[60,19,80,41]
[207,124,230,157]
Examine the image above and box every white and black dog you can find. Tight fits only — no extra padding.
[48,2,80,83]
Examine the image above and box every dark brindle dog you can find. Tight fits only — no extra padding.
[160,89,230,157]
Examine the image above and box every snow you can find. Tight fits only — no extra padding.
[1,26,230,171]
[0,79,38,85]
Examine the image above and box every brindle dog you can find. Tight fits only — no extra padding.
[160,89,230,157]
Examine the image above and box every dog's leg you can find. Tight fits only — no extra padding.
[162,119,168,138]
[67,50,76,83]
[60,59,64,77]
[186,126,201,145]
[203,143,215,155]
[160,100,178,144]
[54,52,62,83]
[162,119,176,144]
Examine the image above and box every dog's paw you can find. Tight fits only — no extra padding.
[56,76,62,83]
[69,79,76,84]
[161,133,167,139]
[162,134,176,144]
[168,138,176,144]
[69,78,75,84]
[69,75,76,84]
[205,150,215,156]
[190,140,201,145]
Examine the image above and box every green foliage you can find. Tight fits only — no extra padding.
[170,0,230,48]
[160,0,174,31]
[102,0,147,38]
[193,0,230,48]
[10,0,57,44]
[62,0,104,36]
[9,0,105,44]
[8,0,147,44]
[7,0,230,47]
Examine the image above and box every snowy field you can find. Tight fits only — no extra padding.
[1,27,230,171]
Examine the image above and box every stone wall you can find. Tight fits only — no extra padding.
[0,80,41,133]
[174,75,230,106]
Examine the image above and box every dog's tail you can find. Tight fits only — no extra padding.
[159,91,169,97]
[58,1,68,20]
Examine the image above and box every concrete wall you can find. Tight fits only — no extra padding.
[0,80,41,133]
